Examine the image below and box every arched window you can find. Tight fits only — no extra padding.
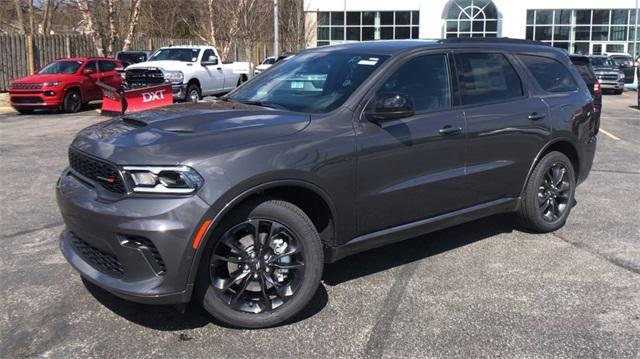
[444,0,498,38]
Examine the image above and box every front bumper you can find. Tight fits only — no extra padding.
[56,169,210,304]
[598,80,625,90]
[172,84,187,100]
[9,88,62,109]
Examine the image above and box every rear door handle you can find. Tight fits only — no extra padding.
[528,112,545,121]
[439,125,462,136]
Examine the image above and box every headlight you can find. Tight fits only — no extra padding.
[43,81,61,87]
[122,166,203,194]
[164,71,184,84]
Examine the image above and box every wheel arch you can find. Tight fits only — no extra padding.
[63,85,82,101]
[520,138,580,197]
[186,179,338,286]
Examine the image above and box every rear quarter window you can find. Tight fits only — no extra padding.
[519,55,578,93]
[454,53,524,106]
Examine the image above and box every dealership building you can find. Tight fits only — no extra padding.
[303,0,639,57]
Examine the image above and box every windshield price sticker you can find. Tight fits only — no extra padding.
[291,81,304,89]
[358,58,379,66]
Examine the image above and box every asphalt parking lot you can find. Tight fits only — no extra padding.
[1,93,639,358]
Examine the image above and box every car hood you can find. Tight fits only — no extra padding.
[71,101,311,165]
[125,60,193,71]
[11,73,73,84]
[256,64,272,70]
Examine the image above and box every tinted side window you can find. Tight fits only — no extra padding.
[98,60,116,72]
[519,55,577,93]
[202,49,216,62]
[455,53,523,105]
[573,62,596,84]
[84,61,97,72]
[376,54,451,112]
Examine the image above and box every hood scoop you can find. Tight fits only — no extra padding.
[122,117,148,128]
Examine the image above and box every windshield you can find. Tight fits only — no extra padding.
[117,52,147,64]
[148,48,200,62]
[610,56,632,67]
[38,61,82,74]
[590,57,613,67]
[262,58,276,65]
[227,52,389,113]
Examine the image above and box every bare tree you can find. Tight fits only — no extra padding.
[76,0,104,56]
[122,0,142,51]
[106,0,117,55]
[28,0,35,34]
[13,0,26,34]
[41,0,53,34]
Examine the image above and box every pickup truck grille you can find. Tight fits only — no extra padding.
[125,68,166,88]
[596,73,619,81]
[68,148,127,194]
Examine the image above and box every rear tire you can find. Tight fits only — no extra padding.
[196,199,323,329]
[186,83,201,103]
[62,89,82,113]
[516,151,576,233]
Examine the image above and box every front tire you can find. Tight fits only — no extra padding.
[516,151,576,233]
[614,89,623,95]
[62,89,82,113]
[197,199,323,328]
[186,83,201,103]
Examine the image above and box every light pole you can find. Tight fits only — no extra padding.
[273,0,279,58]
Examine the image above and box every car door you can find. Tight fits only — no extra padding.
[80,60,101,101]
[97,60,122,90]
[199,48,225,94]
[453,51,551,206]
[355,52,467,235]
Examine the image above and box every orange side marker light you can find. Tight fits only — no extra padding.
[192,219,213,249]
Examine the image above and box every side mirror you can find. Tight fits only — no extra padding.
[82,68,94,75]
[365,93,415,123]
[202,56,219,66]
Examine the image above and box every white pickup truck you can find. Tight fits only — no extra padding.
[124,46,252,102]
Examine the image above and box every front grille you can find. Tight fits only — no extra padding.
[71,233,124,275]
[125,68,166,88]
[11,83,43,89]
[68,148,127,194]
[11,96,43,104]
[597,74,619,81]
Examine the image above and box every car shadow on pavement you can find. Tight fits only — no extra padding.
[323,213,516,286]
[82,277,328,331]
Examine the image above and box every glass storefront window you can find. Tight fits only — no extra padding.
[526,8,637,56]
[444,0,499,38]
[317,10,421,46]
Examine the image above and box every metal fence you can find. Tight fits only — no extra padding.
[0,34,274,92]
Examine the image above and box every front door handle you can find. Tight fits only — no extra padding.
[528,112,545,121]
[439,125,462,136]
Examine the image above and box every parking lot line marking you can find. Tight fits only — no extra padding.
[600,129,620,141]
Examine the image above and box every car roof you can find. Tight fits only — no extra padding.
[309,38,557,56]
[53,57,117,61]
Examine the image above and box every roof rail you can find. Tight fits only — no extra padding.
[438,37,550,46]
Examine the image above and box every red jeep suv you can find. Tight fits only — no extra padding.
[9,57,122,114]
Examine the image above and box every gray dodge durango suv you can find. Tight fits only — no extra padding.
[57,39,597,328]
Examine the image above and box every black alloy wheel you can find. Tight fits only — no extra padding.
[516,151,575,232]
[197,199,323,328]
[210,219,305,313]
[63,90,82,113]
[537,163,571,222]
